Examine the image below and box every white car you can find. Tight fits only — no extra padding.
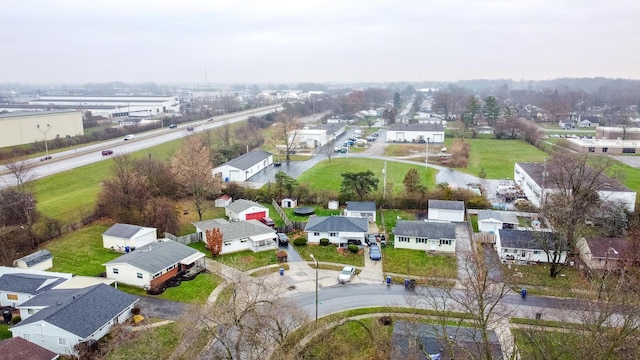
[124,134,135,140]
[338,265,356,283]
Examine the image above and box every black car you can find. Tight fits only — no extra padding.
[169,124,178,129]
[276,233,289,246]
[40,155,52,161]
[102,150,114,156]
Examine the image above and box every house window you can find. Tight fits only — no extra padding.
[59,337,67,346]
[329,232,338,237]
[533,250,541,255]
[224,241,232,246]
[588,147,595,153]
[397,236,410,242]
[112,268,119,274]
[439,239,452,246]
[314,232,320,236]
[602,147,608,153]
[240,239,247,243]
[416,238,428,244]
[623,148,636,154]
[6,294,17,301]
[153,272,161,279]
[27,309,36,314]
[137,273,143,279]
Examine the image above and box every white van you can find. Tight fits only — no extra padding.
[124,134,135,141]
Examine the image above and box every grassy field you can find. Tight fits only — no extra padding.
[194,247,281,271]
[443,138,548,179]
[105,322,183,360]
[505,263,593,297]
[296,158,437,195]
[283,206,342,221]
[47,222,121,276]
[294,243,365,267]
[512,328,578,360]
[32,139,185,221]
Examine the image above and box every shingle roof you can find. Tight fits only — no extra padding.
[388,123,444,132]
[0,273,66,295]
[0,337,58,360]
[478,210,504,222]
[193,219,274,241]
[15,284,138,339]
[226,199,266,213]
[16,250,53,267]
[103,223,154,239]
[428,199,465,211]
[305,216,368,233]
[104,240,204,274]
[221,150,272,170]
[346,201,376,212]
[584,237,628,259]
[393,220,456,239]
[498,229,564,251]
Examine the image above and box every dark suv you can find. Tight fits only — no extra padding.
[276,233,289,246]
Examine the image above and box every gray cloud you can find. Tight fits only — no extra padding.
[2,0,639,84]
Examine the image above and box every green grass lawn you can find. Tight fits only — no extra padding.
[207,249,280,271]
[505,263,592,297]
[283,206,341,222]
[0,324,11,340]
[296,158,437,195]
[607,159,640,192]
[443,138,548,179]
[512,328,578,360]
[47,223,121,276]
[116,272,220,304]
[105,322,183,360]
[382,247,458,278]
[294,243,365,267]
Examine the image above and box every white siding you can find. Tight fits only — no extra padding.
[306,231,365,246]
[394,236,456,253]
[500,247,566,264]
[0,291,33,307]
[105,263,153,288]
[478,219,502,233]
[344,210,376,222]
[10,321,79,356]
[428,209,464,222]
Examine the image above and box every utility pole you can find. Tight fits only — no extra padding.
[383,161,387,200]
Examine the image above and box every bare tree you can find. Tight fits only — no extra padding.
[4,160,36,233]
[272,112,303,162]
[541,152,616,278]
[408,249,516,360]
[181,273,308,360]
[97,155,151,224]
[171,136,223,221]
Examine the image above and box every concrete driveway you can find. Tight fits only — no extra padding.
[357,245,384,284]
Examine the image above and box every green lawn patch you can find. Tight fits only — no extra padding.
[116,272,221,304]
[0,324,11,340]
[211,249,279,271]
[47,223,120,276]
[505,263,592,297]
[470,214,479,232]
[283,206,341,222]
[105,322,182,360]
[442,138,548,180]
[512,328,578,360]
[294,244,365,267]
[296,158,437,196]
[383,247,458,278]
[608,159,640,192]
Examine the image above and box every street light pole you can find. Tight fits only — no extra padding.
[36,124,53,155]
[309,254,318,323]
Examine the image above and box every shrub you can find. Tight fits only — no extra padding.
[347,244,359,253]
[11,316,21,325]
[319,238,330,246]
[131,307,141,316]
[293,237,307,246]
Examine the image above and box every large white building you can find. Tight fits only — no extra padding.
[514,162,636,212]
[386,123,445,143]
[25,95,181,119]
[0,110,84,148]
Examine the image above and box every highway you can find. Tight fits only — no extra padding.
[0,104,282,188]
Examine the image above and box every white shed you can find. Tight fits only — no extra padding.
[102,223,157,251]
[386,123,445,143]
[428,200,465,222]
[212,150,273,182]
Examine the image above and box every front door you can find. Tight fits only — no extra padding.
[430,240,436,251]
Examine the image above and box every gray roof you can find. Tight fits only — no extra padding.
[0,110,79,119]
[498,229,565,251]
[15,284,138,339]
[388,123,444,132]
[0,273,66,295]
[221,150,272,170]
[309,123,345,135]
[517,162,631,192]
[226,199,266,213]
[478,210,519,225]
[16,250,53,267]
[346,201,376,212]
[103,223,154,239]
[104,240,203,274]
[305,216,369,233]
[428,199,465,211]
[393,220,456,239]
[194,219,275,241]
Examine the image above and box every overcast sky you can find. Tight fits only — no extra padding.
[2,0,639,85]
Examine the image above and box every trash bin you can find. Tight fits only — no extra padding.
[535,312,542,320]
[521,288,527,299]
[386,276,392,284]
[125,246,130,253]
[404,279,410,288]
[409,279,416,290]
[279,268,284,276]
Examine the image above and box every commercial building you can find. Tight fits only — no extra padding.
[0,110,83,148]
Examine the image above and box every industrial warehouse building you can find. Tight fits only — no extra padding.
[0,110,84,148]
